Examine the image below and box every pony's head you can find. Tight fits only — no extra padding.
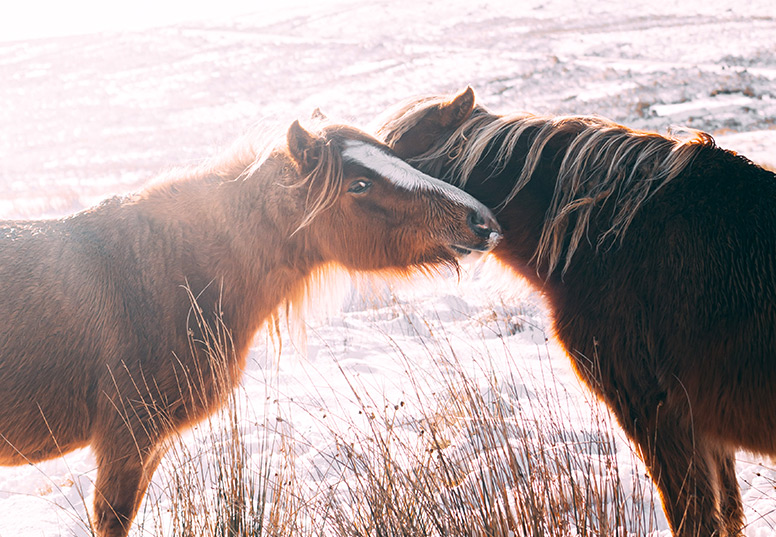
[282,119,501,274]
[376,86,476,161]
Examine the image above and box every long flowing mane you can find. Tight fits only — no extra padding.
[381,103,716,274]
[147,123,347,234]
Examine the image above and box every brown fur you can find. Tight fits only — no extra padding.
[0,120,499,537]
[377,87,776,536]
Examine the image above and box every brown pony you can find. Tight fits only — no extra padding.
[0,119,500,537]
[376,87,776,537]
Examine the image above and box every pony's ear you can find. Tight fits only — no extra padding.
[287,120,323,173]
[438,86,475,128]
[389,87,476,159]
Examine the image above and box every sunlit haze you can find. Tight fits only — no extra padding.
[1,1,776,533]
[1,0,292,41]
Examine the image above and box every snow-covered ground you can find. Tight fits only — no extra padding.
[1,1,776,535]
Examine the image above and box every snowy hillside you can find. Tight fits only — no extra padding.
[1,1,775,535]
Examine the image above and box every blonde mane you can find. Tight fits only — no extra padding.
[391,106,715,275]
[145,122,349,236]
[247,127,350,351]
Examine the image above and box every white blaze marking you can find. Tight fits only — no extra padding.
[341,140,489,213]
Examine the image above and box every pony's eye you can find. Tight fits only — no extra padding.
[347,179,372,194]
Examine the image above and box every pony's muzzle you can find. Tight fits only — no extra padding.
[451,210,501,255]
[466,211,501,243]
[468,210,499,239]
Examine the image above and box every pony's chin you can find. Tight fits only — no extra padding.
[451,245,473,256]
[450,244,493,259]
[463,249,489,263]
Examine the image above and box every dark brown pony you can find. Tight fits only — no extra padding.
[0,119,500,537]
[376,87,776,537]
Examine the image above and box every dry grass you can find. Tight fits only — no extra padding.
[136,394,298,537]
[132,292,663,537]
[301,346,662,537]
[130,289,310,537]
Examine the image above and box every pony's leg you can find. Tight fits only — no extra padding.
[715,448,744,536]
[91,433,165,537]
[92,447,144,537]
[603,384,724,537]
[636,414,723,537]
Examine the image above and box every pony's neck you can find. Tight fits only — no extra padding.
[139,152,322,351]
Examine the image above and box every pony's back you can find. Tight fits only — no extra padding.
[0,214,117,464]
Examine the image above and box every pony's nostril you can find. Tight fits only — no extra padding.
[467,210,500,239]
